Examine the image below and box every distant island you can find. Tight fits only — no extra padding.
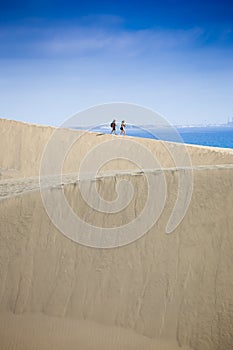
[176,117,233,129]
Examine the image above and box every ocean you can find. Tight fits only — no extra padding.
[176,127,233,149]
[87,125,233,149]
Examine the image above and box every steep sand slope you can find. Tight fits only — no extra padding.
[1,119,233,349]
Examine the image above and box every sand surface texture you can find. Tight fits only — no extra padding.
[1,118,233,349]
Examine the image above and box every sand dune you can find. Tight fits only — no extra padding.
[1,118,233,349]
[1,118,233,180]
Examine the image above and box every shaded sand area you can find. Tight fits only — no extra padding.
[1,118,233,349]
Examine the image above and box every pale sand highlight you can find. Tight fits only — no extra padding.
[1,118,233,349]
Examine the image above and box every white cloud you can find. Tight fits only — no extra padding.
[38,26,205,56]
[0,18,207,58]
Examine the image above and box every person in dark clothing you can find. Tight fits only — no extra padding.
[120,120,126,135]
[110,119,117,134]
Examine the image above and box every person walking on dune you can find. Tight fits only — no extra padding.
[120,120,126,135]
[110,119,117,134]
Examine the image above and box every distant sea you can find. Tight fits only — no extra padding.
[85,125,233,150]
[176,127,233,149]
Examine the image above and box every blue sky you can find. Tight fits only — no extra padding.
[0,0,233,126]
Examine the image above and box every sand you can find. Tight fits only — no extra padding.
[0,312,192,350]
[1,118,233,349]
